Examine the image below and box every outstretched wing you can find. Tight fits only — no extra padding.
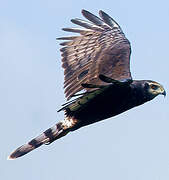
[58,10,131,100]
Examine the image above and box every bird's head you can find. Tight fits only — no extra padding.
[144,80,166,99]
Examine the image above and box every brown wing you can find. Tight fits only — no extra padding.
[58,10,132,100]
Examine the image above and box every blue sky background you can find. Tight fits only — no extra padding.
[1,0,169,179]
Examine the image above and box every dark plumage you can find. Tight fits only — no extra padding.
[8,10,166,160]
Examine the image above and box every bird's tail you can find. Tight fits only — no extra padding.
[8,121,69,160]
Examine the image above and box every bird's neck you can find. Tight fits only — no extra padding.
[130,83,150,107]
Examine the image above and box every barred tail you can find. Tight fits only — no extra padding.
[8,121,69,160]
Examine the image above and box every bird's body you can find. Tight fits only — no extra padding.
[8,10,166,159]
[63,81,150,130]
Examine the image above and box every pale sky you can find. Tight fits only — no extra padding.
[1,0,169,180]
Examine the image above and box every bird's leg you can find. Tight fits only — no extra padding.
[99,74,133,86]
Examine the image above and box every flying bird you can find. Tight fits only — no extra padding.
[8,10,166,159]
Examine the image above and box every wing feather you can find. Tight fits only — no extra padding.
[99,10,120,28]
[62,28,91,34]
[71,19,103,31]
[58,9,131,99]
[81,9,106,26]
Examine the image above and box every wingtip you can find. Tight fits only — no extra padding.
[99,10,110,20]
[98,10,104,17]
[99,10,103,14]
[82,9,98,18]
[81,9,87,17]
[82,9,103,15]
[70,19,75,23]
[81,9,86,14]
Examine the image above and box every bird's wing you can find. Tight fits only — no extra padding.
[58,10,132,100]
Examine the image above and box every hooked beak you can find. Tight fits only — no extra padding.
[158,84,166,97]
[162,90,166,97]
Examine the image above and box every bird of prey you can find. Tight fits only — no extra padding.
[8,9,166,159]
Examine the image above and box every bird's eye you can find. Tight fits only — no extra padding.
[150,84,158,90]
